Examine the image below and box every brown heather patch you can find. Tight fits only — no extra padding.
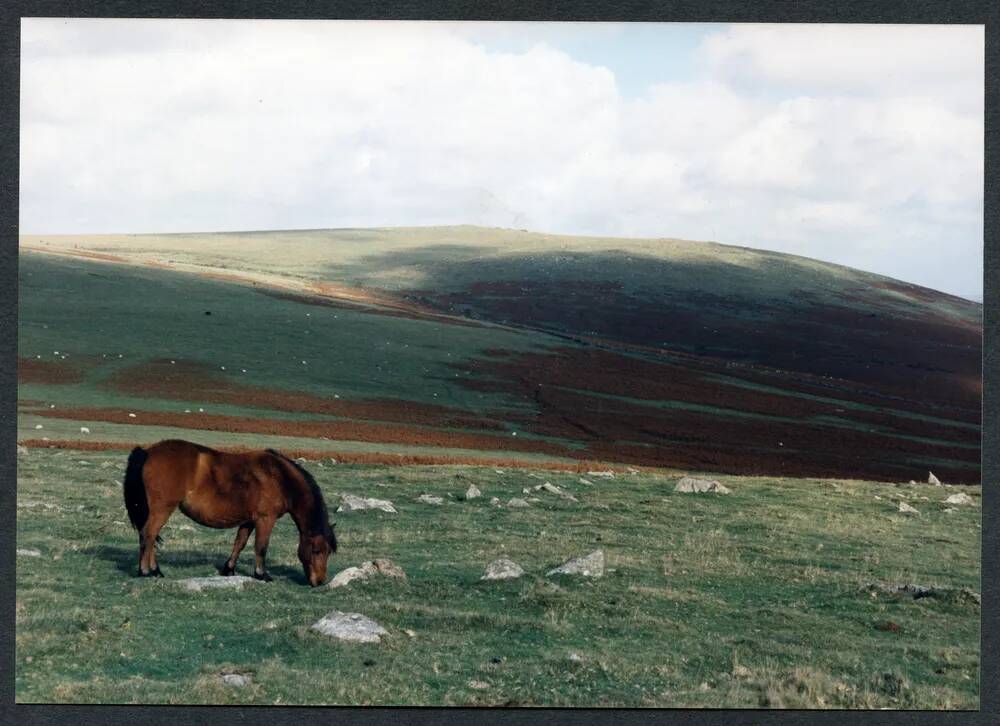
[15,438,630,473]
[29,406,575,458]
[17,357,86,385]
[103,359,505,431]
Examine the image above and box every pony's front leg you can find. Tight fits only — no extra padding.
[252,515,277,582]
[220,522,254,575]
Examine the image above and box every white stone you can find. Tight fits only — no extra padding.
[176,576,260,592]
[311,611,388,643]
[17,548,41,557]
[944,492,975,506]
[417,494,444,505]
[465,484,482,500]
[16,445,28,456]
[928,471,942,486]
[507,498,530,508]
[548,550,605,578]
[481,558,525,581]
[674,476,731,494]
[898,501,920,514]
[587,470,615,478]
[79,427,90,434]
[337,494,397,513]
[221,673,251,687]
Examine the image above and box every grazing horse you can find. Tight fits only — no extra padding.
[122,439,337,586]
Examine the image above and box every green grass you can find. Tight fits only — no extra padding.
[16,447,980,707]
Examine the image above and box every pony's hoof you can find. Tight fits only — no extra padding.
[219,563,236,576]
[151,567,164,578]
[253,571,273,582]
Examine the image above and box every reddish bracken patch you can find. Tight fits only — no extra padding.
[17,357,85,385]
[30,406,575,458]
[15,438,631,473]
[102,359,504,431]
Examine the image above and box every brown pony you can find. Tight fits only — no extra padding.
[122,439,337,586]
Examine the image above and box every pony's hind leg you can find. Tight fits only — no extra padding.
[251,515,277,582]
[220,522,254,575]
[138,505,176,577]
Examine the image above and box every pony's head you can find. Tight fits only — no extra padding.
[298,524,337,587]
[271,449,338,586]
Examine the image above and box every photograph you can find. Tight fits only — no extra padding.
[15,18,983,708]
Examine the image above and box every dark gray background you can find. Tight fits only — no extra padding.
[1,2,995,725]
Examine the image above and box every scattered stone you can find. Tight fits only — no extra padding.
[928,471,942,486]
[944,492,975,506]
[337,494,397,514]
[417,494,444,506]
[79,427,90,434]
[547,550,605,578]
[578,478,593,486]
[328,559,407,588]
[527,497,541,503]
[587,470,615,479]
[481,558,525,581]
[908,480,917,485]
[16,445,28,456]
[873,495,882,500]
[311,611,388,643]
[403,629,416,638]
[176,576,261,593]
[17,548,41,557]
[863,582,980,605]
[626,467,640,475]
[674,476,732,494]
[494,469,504,475]
[465,484,482,500]
[221,673,251,687]
[468,680,490,690]
[944,507,957,513]
[898,501,919,514]
[127,413,136,418]
[567,652,584,663]
[540,482,578,502]
[507,497,530,508]
[34,424,43,430]
[489,497,502,507]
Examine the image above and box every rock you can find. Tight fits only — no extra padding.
[34,424,43,430]
[337,494,397,514]
[465,484,482,500]
[674,476,731,494]
[587,470,615,478]
[863,582,980,605]
[328,559,406,588]
[489,497,502,507]
[578,478,593,486]
[944,492,974,506]
[468,680,490,690]
[540,482,578,502]
[481,558,525,581]
[16,445,28,456]
[328,566,374,589]
[79,427,90,434]
[909,480,917,485]
[928,471,942,486]
[547,550,604,578]
[311,611,388,643]
[507,497,530,508]
[16,548,41,557]
[176,576,261,593]
[221,673,251,687]
[417,494,444,505]
[567,652,584,663]
[626,467,640,475]
[898,501,919,514]
[944,507,957,513]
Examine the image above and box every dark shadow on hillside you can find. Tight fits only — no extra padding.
[320,246,982,413]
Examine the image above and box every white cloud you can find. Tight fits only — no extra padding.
[19,19,983,298]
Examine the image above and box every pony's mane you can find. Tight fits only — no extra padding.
[268,449,335,546]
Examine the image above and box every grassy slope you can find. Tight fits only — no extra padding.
[16,447,980,707]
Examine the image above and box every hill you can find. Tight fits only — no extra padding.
[17,226,982,482]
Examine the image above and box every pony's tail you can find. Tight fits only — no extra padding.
[123,446,151,534]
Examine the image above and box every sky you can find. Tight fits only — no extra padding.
[20,20,984,299]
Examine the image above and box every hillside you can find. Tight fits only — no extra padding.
[17,226,982,482]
